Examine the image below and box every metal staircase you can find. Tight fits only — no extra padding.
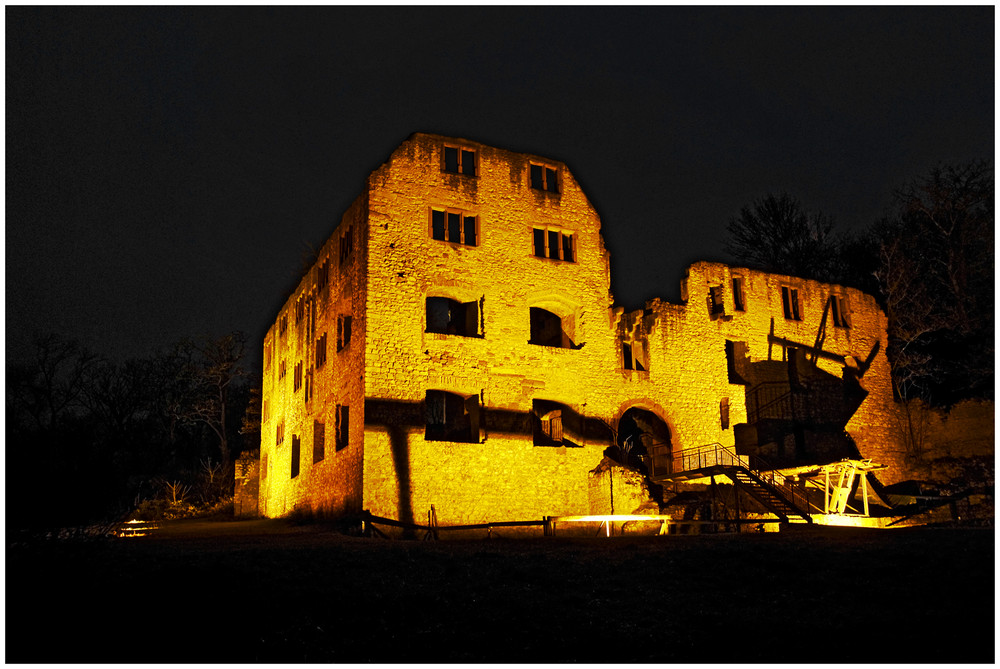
[649,442,815,523]
[728,467,812,523]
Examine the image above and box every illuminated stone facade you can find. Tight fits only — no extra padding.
[257,133,901,524]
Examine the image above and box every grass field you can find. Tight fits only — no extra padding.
[6,518,994,664]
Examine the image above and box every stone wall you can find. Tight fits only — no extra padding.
[234,451,260,518]
[360,134,618,524]
[258,191,368,518]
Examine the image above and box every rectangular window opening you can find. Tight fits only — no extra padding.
[529,307,574,348]
[431,208,478,247]
[709,285,725,318]
[623,338,647,371]
[529,163,559,193]
[425,390,479,443]
[726,340,748,385]
[532,227,575,262]
[426,297,480,337]
[290,435,300,478]
[443,146,476,177]
[532,399,580,447]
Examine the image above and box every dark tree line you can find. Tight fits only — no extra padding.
[7,332,260,531]
[725,160,993,408]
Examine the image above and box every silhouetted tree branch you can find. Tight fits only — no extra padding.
[725,193,841,283]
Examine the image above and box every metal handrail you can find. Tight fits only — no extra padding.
[669,442,822,517]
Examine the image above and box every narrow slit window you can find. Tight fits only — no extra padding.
[732,277,746,311]
[339,225,353,265]
[432,210,446,241]
[316,333,327,368]
[709,285,725,318]
[447,212,462,243]
[547,230,560,259]
[831,295,850,328]
[337,315,352,351]
[781,286,801,321]
[463,216,477,246]
[313,421,325,463]
[336,405,350,451]
[461,150,476,176]
[545,167,558,192]
[444,146,459,173]
[533,228,546,258]
[290,435,300,478]
[530,164,544,190]
[562,234,574,262]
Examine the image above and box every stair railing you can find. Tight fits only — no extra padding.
[670,442,823,517]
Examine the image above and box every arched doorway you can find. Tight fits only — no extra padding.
[614,407,671,475]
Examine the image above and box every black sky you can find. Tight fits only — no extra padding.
[6,6,994,371]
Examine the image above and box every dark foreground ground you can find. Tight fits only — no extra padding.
[6,519,995,664]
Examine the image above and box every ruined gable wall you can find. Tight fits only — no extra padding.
[258,195,368,517]
[678,261,901,475]
[360,133,626,524]
[628,296,740,455]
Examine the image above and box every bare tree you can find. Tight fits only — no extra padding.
[725,193,840,283]
[873,160,994,407]
[181,332,248,471]
[7,333,97,432]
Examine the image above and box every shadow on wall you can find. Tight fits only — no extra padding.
[364,397,617,523]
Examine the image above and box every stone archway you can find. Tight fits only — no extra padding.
[614,406,672,475]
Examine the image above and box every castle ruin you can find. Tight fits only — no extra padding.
[252,133,936,529]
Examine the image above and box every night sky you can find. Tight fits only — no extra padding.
[6,6,994,372]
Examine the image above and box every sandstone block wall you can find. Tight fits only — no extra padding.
[258,193,368,518]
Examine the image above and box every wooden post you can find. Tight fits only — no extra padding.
[824,468,830,514]
[735,483,742,533]
[861,474,870,517]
